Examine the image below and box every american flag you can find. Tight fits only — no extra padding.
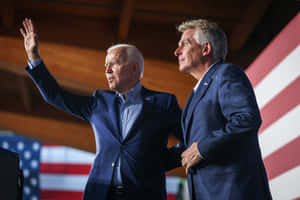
[0,131,187,200]
[246,12,300,199]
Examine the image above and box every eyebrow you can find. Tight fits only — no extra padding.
[178,38,192,46]
[105,58,120,67]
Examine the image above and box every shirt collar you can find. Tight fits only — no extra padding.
[116,82,142,102]
[193,60,221,92]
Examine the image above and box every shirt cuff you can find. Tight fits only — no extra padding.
[28,58,42,69]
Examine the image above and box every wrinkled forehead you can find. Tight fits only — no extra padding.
[105,47,128,64]
[178,29,197,44]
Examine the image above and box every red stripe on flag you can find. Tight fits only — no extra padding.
[40,163,91,175]
[41,190,84,200]
[167,194,177,200]
[41,189,177,200]
[263,135,300,180]
[41,191,177,200]
[246,13,300,87]
[259,77,300,134]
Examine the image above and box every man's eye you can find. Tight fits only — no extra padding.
[110,62,117,66]
[182,41,189,47]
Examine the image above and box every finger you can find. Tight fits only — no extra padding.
[181,153,185,158]
[182,149,190,157]
[27,18,32,32]
[185,167,189,175]
[181,151,188,158]
[25,18,32,33]
[190,158,196,167]
[181,159,187,168]
[26,18,32,32]
[23,19,29,34]
[30,19,36,34]
[189,156,200,168]
[28,18,35,33]
[191,154,196,160]
[186,162,192,172]
[20,28,26,38]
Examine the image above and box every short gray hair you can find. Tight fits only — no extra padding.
[107,44,144,78]
[177,19,228,61]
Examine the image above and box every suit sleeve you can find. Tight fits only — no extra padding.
[197,65,261,161]
[164,94,185,171]
[25,62,96,121]
[168,94,183,141]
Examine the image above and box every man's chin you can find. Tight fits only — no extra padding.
[108,84,115,90]
[108,85,121,93]
[179,65,188,73]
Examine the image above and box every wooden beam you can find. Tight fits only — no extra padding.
[0,35,194,107]
[2,0,14,30]
[18,77,32,112]
[0,60,95,94]
[134,0,245,20]
[229,0,273,51]
[15,0,240,26]
[118,0,135,41]
[0,110,96,152]
[15,0,119,19]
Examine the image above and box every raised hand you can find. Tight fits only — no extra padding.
[20,18,40,62]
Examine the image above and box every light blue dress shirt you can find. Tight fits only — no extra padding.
[113,82,143,185]
[28,59,143,185]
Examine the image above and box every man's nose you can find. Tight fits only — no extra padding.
[174,47,181,56]
[105,65,112,73]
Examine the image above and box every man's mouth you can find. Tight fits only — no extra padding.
[107,77,114,83]
[179,58,184,63]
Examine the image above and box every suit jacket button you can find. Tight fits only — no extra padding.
[112,162,115,167]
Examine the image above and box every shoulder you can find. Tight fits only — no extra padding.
[142,87,179,110]
[214,62,249,81]
[216,62,244,74]
[142,87,176,100]
[93,90,115,97]
[214,63,254,93]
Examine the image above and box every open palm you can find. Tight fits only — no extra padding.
[20,18,39,61]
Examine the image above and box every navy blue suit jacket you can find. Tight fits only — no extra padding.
[182,62,272,200]
[26,62,183,200]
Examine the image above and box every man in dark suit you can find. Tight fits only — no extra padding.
[20,18,182,200]
[174,19,273,200]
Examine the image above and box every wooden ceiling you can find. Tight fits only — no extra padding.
[0,0,299,177]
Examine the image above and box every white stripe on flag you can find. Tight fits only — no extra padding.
[166,176,180,194]
[41,146,95,164]
[40,174,89,191]
[254,45,300,109]
[269,165,300,200]
[259,104,300,158]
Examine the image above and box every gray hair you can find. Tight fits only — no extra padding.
[177,19,228,61]
[107,44,144,78]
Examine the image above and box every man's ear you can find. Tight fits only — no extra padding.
[202,42,212,57]
[132,63,140,77]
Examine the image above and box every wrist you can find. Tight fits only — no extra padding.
[28,52,40,62]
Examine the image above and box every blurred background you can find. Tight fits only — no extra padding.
[0,0,299,199]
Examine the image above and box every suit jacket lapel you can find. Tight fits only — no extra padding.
[181,91,194,135]
[106,94,123,142]
[183,63,220,143]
